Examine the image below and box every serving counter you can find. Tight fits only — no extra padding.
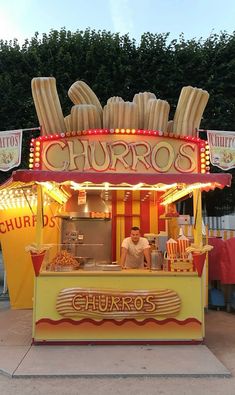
[32,269,204,344]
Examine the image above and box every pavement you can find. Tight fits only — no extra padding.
[0,292,235,395]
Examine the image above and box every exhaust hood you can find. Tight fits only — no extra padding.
[59,192,110,219]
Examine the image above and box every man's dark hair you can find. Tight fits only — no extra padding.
[131,226,140,231]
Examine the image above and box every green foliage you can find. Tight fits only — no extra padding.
[0,28,234,214]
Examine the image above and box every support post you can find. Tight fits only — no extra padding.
[193,189,205,337]
[36,184,44,248]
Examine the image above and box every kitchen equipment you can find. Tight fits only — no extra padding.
[75,256,93,267]
[144,233,157,242]
[157,232,168,252]
[61,217,111,262]
[151,249,163,270]
[96,263,122,271]
[54,265,74,272]
[83,262,96,271]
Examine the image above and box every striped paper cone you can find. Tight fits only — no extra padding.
[166,238,178,260]
[177,235,190,260]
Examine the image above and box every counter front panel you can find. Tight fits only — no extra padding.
[33,270,203,344]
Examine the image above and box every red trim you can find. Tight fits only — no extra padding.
[125,192,132,237]
[112,191,117,260]
[140,191,150,234]
[158,193,166,232]
[11,170,232,189]
[0,176,14,188]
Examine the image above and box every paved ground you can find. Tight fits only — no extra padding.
[0,295,235,395]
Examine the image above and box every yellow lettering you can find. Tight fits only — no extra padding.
[72,295,84,311]
[121,297,132,311]
[85,295,96,310]
[145,295,157,312]
[110,296,121,310]
[133,296,144,311]
[98,295,109,312]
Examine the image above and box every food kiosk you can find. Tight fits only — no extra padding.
[11,127,231,344]
[0,78,231,343]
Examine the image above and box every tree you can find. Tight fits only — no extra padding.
[0,28,234,214]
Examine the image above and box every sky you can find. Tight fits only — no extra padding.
[0,0,234,45]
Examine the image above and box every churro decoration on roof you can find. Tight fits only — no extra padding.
[31,77,209,137]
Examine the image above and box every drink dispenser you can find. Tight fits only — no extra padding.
[144,234,163,270]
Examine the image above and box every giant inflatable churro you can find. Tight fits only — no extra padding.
[103,101,138,129]
[107,96,124,104]
[144,98,170,132]
[133,92,156,129]
[68,81,103,119]
[71,104,101,131]
[172,86,209,137]
[31,77,66,135]
[31,75,209,139]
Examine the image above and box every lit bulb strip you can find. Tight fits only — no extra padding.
[70,181,177,192]
[0,183,52,210]
[31,128,204,141]
[160,182,212,205]
[0,194,38,210]
[39,182,70,204]
[200,140,210,173]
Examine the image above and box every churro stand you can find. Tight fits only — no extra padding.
[1,78,232,343]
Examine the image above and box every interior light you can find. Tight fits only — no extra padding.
[160,182,212,205]
[40,182,70,204]
[132,183,143,190]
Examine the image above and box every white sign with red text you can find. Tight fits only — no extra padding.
[0,129,23,171]
[207,130,235,170]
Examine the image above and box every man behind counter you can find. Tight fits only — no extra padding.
[120,226,151,269]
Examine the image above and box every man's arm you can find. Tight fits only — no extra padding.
[143,248,151,269]
[120,247,128,268]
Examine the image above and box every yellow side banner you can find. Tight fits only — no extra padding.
[0,203,60,309]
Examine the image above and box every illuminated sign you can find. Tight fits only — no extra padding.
[30,129,204,174]
[56,288,181,320]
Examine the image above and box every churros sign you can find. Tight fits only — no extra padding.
[0,129,23,171]
[37,133,199,174]
[56,288,181,320]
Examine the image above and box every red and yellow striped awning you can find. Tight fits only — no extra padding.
[11,170,231,191]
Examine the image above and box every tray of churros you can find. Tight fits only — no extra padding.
[48,250,78,271]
